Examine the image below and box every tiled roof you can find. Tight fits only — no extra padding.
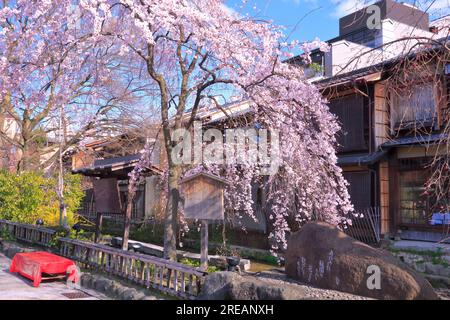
[380,133,447,148]
[337,133,447,166]
[72,154,162,178]
[93,154,141,167]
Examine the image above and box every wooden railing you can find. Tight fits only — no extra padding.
[0,219,207,299]
[0,219,56,247]
[59,238,207,299]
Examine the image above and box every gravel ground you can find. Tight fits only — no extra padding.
[251,269,373,300]
[435,288,450,300]
[253,269,449,300]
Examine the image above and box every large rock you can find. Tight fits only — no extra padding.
[285,221,438,300]
[199,271,312,300]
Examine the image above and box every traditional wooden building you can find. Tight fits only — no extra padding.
[299,0,450,243]
[312,54,449,243]
[72,133,164,224]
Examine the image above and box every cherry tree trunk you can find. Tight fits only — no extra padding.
[122,195,134,250]
[18,140,30,172]
[163,163,181,261]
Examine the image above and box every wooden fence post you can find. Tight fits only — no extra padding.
[94,212,103,243]
[200,220,208,271]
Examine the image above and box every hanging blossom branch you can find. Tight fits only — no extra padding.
[127,129,162,195]
[5,0,357,258]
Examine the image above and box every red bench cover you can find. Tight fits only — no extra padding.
[9,251,78,287]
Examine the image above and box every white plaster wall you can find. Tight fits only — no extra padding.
[329,40,384,76]
[326,18,436,77]
[381,19,434,61]
[1,116,18,140]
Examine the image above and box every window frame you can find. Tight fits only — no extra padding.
[389,80,439,132]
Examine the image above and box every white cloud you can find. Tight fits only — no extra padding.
[330,0,375,17]
[416,0,449,10]
[282,0,320,7]
[221,3,240,17]
[281,0,301,6]
[415,0,450,17]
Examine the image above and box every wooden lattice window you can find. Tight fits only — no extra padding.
[329,94,368,152]
[399,170,429,225]
[391,83,437,128]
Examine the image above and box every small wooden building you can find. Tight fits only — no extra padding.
[180,171,230,270]
[72,154,163,245]
[181,172,230,221]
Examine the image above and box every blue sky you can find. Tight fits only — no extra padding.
[225,0,343,44]
[225,0,449,44]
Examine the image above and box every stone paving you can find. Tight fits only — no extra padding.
[0,253,106,300]
[392,240,450,253]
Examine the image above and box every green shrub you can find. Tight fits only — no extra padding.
[130,223,165,245]
[0,226,14,241]
[215,244,240,258]
[49,226,93,248]
[179,258,219,273]
[0,170,83,226]
[260,254,279,265]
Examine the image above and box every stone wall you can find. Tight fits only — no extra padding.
[390,249,450,288]
[79,273,166,300]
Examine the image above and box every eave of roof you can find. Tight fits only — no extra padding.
[93,154,141,167]
[180,171,230,185]
[380,133,447,148]
[314,60,392,89]
[337,149,388,166]
[337,132,447,166]
[72,154,163,178]
[311,38,449,89]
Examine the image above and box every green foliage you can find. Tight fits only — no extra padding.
[32,127,49,148]
[60,174,85,225]
[0,170,45,222]
[389,247,445,258]
[0,170,84,226]
[55,226,91,240]
[389,247,449,267]
[215,244,240,258]
[130,223,165,245]
[259,254,279,265]
[309,62,323,73]
[49,226,93,248]
[431,256,448,267]
[179,258,219,273]
[0,226,14,241]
